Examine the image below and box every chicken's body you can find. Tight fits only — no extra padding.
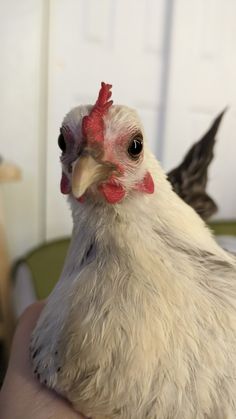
[31,85,236,419]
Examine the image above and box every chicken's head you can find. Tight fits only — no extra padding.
[58,82,154,204]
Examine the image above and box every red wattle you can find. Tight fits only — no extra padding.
[134,172,154,194]
[99,181,126,204]
[77,196,85,203]
[60,172,71,194]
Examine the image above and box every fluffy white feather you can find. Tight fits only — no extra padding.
[31,102,236,419]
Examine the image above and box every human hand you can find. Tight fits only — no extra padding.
[0,302,85,419]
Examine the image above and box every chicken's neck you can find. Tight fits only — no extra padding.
[62,173,229,283]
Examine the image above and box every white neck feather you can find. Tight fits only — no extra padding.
[61,152,232,286]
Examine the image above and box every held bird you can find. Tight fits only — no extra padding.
[31,83,236,419]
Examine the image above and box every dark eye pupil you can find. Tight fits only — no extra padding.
[128,137,143,158]
[58,133,66,152]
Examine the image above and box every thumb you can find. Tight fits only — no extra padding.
[2,301,45,390]
[8,302,45,374]
[0,302,85,419]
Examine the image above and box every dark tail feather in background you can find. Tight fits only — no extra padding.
[167,109,227,221]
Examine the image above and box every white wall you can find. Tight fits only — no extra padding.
[1,0,236,261]
[162,0,236,220]
[0,0,45,260]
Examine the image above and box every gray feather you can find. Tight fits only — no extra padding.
[167,109,227,220]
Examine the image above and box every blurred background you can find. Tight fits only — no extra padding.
[0,0,236,371]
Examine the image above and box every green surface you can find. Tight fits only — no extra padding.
[208,221,236,236]
[15,221,236,300]
[22,238,70,300]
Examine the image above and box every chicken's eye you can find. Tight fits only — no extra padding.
[128,136,143,159]
[58,132,66,153]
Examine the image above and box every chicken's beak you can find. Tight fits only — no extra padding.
[72,153,114,199]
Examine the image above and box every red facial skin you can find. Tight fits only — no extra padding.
[98,171,126,204]
[99,132,154,203]
[99,182,126,204]
[134,172,154,195]
[60,172,71,195]
[98,171,154,204]
[59,128,155,203]
[59,83,155,204]
[60,155,154,203]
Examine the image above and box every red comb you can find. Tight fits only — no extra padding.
[82,82,113,144]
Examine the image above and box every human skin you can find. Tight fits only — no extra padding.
[0,302,85,419]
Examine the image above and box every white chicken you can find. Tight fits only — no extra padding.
[31,82,236,419]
